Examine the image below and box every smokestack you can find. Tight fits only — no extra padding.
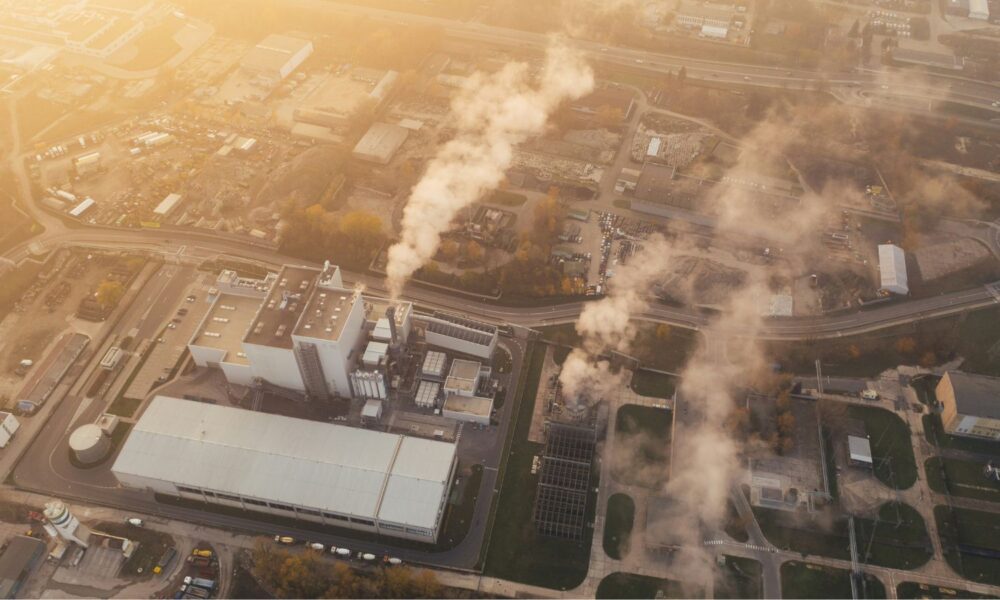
[386,305,399,348]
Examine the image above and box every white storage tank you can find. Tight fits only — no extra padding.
[69,424,111,465]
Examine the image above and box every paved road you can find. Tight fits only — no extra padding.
[307,0,1000,115]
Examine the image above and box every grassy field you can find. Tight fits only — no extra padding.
[897,581,994,599]
[716,556,762,599]
[484,344,594,589]
[923,414,1000,456]
[602,494,635,560]
[848,405,917,489]
[780,562,886,599]
[613,404,672,489]
[536,323,700,373]
[926,456,1000,503]
[753,504,851,560]
[596,573,699,599]
[630,370,677,399]
[934,505,1000,585]
[853,502,933,570]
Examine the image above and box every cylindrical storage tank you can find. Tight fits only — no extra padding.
[69,424,110,465]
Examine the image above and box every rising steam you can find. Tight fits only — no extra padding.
[385,41,595,298]
[559,235,673,405]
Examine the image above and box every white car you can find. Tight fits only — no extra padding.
[126,517,144,527]
[992,100,1000,107]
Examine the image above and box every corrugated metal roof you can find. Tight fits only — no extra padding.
[848,435,872,463]
[113,397,455,530]
[878,244,908,294]
[942,371,1000,420]
[379,437,455,529]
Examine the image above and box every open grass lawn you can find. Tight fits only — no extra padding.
[96,521,174,578]
[536,323,700,373]
[897,581,994,599]
[484,344,594,589]
[848,405,917,489]
[613,404,672,489]
[602,494,635,560]
[596,573,700,599]
[923,414,1000,456]
[853,502,933,570]
[781,562,886,599]
[926,456,1000,503]
[630,370,677,399]
[753,505,851,560]
[934,505,1000,585]
[716,556,762,599]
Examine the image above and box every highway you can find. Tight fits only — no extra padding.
[305,0,1000,115]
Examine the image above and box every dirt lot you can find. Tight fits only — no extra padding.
[0,252,115,403]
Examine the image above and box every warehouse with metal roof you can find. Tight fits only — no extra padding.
[878,244,909,295]
[112,397,457,541]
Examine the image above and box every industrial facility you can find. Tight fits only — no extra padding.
[188,262,500,410]
[240,34,314,83]
[878,243,909,296]
[112,397,459,542]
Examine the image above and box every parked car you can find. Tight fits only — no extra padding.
[125,517,144,527]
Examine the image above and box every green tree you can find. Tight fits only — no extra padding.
[95,280,125,309]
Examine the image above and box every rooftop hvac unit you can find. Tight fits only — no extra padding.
[204,332,221,338]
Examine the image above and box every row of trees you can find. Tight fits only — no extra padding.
[280,203,386,270]
[251,543,445,599]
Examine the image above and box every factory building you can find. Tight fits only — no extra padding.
[442,394,493,425]
[969,0,991,19]
[937,371,1000,441]
[188,262,412,400]
[112,397,458,542]
[847,435,873,468]
[240,34,313,82]
[420,312,497,360]
[152,193,183,219]
[877,244,908,295]
[352,122,409,165]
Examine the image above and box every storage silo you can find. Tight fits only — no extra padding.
[69,424,110,465]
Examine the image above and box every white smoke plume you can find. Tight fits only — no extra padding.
[558,235,673,405]
[385,41,594,298]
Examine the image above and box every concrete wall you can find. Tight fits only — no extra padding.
[244,343,305,391]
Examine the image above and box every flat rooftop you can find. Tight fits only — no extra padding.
[294,286,359,341]
[363,296,412,327]
[113,397,456,531]
[191,294,262,365]
[244,265,317,349]
[242,34,311,73]
[443,393,492,418]
[445,359,481,394]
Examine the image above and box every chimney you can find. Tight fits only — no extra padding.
[386,306,399,348]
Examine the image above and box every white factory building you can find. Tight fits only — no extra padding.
[969,0,991,20]
[419,312,498,360]
[877,244,909,295]
[188,262,413,400]
[112,397,457,542]
[240,34,314,82]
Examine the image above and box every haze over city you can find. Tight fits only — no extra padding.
[0,1,999,599]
